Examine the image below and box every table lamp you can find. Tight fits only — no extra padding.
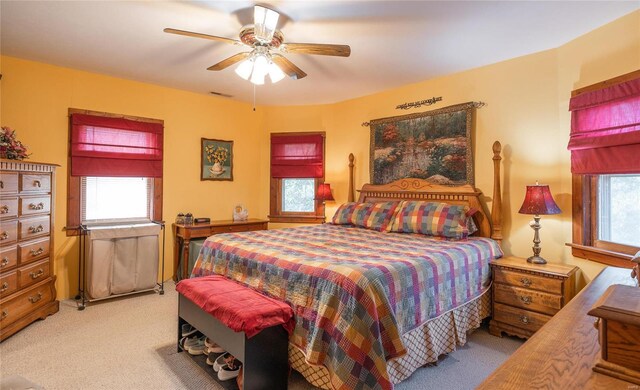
[316,183,335,222]
[518,182,561,264]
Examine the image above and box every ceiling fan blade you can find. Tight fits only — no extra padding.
[272,54,307,80]
[281,43,351,57]
[207,52,252,71]
[163,28,241,46]
[254,6,280,43]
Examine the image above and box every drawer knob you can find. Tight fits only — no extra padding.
[520,315,530,325]
[519,295,533,305]
[30,269,44,279]
[1,282,8,292]
[0,232,8,240]
[28,202,45,210]
[1,310,7,319]
[33,180,41,188]
[29,292,43,303]
[1,257,8,267]
[0,205,8,214]
[28,225,44,234]
[520,277,532,287]
[30,248,44,256]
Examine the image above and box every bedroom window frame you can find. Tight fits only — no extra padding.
[569,70,640,268]
[269,132,326,224]
[66,108,164,236]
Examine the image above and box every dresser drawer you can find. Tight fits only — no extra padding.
[0,220,18,245]
[0,271,18,298]
[494,283,562,316]
[0,173,19,195]
[0,280,54,326]
[0,197,18,219]
[18,216,50,240]
[493,268,563,294]
[493,302,552,333]
[19,196,51,216]
[18,238,50,265]
[0,245,18,271]
[17,258,50,289]
[20,173,51,193]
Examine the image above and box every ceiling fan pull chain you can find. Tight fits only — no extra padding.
[253,84,256,112]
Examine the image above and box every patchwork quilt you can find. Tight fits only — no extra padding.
[191,224,501,390]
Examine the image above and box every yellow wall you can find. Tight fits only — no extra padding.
[2,10,639,298]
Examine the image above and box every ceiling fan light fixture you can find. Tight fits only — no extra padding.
[235,58,254,80]
[268,61,285,83]
[250,54,269,85]
[254,5,279,43]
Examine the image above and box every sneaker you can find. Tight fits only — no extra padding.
[187,338,207,355]
[213,352,231,372]
[217,361,241,381]
[181,324,198,337]
[178,336,203,351]
[205,338,225,353]
[184,335,205,348]
[206,352,216,366]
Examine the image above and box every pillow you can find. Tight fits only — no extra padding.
[352,201,402,232]
[466,208,479,236]
[390,201,470,239]
[331,202,359,225]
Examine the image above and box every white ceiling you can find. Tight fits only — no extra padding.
[2,1,638,106]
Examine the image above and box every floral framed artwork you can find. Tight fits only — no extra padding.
[369,102,475,185]
[201,138,233,181]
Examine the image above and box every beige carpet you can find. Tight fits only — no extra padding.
[0,282,522,389]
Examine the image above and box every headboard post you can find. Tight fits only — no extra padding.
[348,153,355,202]
[491,141,503,244]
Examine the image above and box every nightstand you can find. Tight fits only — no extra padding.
[489,257,579,339]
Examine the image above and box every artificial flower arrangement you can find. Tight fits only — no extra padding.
[0,126,30,160]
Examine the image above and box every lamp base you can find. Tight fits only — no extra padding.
[526,255,547,265]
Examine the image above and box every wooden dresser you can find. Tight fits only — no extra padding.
[479,266,635,389]
[173,219,269,280]
[0,159,58,341]
[490,257,578,339]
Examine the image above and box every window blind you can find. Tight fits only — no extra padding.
[81,177,153,225]
[270,134,324,178]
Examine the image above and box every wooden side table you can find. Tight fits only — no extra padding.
[172,219,268,281]
[489,256,579,339]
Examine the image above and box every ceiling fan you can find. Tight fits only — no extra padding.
[164,5,351,85]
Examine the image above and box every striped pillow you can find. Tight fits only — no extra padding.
[331,202,359,225]
[352,201,401,232]
[390,201,470,239]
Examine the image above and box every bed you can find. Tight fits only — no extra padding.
[190,142,504,389]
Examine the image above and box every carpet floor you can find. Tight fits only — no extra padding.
[0,282,523,389]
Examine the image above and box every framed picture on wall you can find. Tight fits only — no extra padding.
[201,138,233,181]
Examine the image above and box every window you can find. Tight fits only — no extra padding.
[269,132,326,223]
[569,70,640,267]
[66,109,163,235]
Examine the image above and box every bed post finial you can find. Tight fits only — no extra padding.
[348,153,355,202]
[491,141,503,244]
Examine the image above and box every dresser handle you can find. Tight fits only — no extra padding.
[28,225,44,234]
[1,282,8,292]
[520,315,530,325]
[30,248,44,256]
[519,277,532,287]
[519,295,532,305]
[29,202,45,210]
[0,205,8,214]
[1,310,7,319]
[1,257,8,267]
[33,180,41,188]
[30,269,44,279]
[29,292,43,303]
[0,232,8,240]
[0,181,3,189]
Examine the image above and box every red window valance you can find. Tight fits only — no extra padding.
[270,134,324,178]
[70,114,164,177]
[567,77,640,174]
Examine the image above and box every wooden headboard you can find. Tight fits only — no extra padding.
[348,141,503,243]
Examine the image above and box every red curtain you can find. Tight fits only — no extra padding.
[271,134,324,178]
[567,77,640,174]
[70,114,163,177]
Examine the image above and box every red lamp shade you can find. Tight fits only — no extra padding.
[518,184,561,215]
[316,183,334,202]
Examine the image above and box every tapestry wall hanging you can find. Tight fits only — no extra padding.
[369,102,475,185]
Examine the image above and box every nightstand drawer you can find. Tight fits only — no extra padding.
[494,283,562,316]
[493,302,552,333]
[493,268,563,294]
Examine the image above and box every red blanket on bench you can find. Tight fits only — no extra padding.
[176,275,295,338]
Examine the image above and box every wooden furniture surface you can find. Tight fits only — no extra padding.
[172,219,268,280]
[0,159,59,341]
[479,266,635,389]
[489,256,578,339]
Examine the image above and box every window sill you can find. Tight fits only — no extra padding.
[268,215,325,224]
[567,243,634,269]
